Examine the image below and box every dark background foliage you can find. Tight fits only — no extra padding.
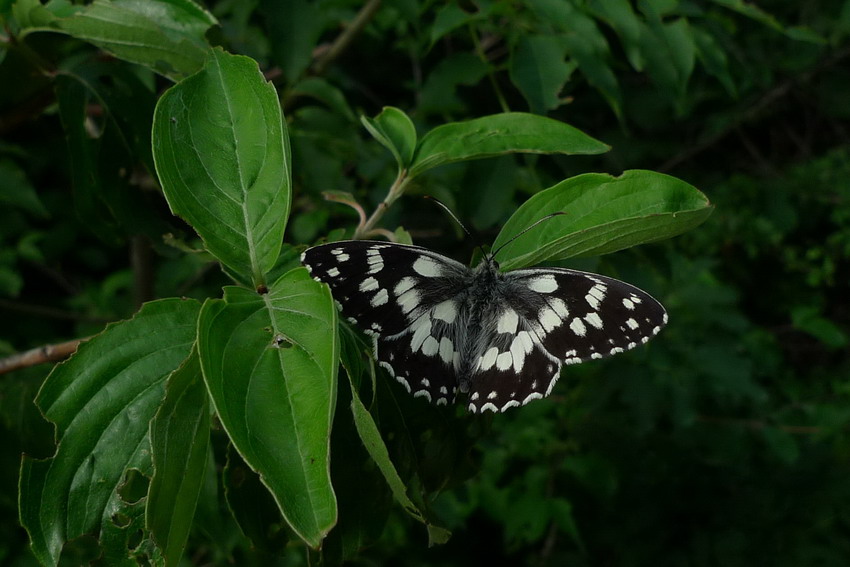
[2,0,850,564]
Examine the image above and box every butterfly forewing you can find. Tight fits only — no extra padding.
[301,240,667,413]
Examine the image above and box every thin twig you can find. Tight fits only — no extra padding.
[0,338,87,375]
[312,0,382,76]
[696,415,820,435]
[658,45,850,172]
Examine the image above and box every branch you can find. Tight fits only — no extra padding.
[658,45,850,173]
[311,0,382,76]
[0,338,87,375]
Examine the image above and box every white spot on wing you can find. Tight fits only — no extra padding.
[394,277,416,295]
[538,307,561,332]
[626,318,639,330]
[496,351,512,371]
[549,298,569,318]
[527,274,558,293]
[522,392,543,405]
[433,300,457,323]
[479,347,498,371]
[370,288,389,307]
[439,337,454,364]
[413,389,432,401]
[570,318,587,336]
[421,336,439,356]
[327,267,340,277]
[398,288,420,314]
[410,317,432,352]
[359,277,379,292]
[497,309,519,334]
[412,256,442,277]
[584,312,604,329]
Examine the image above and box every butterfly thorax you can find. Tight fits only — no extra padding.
[454,258,521,391]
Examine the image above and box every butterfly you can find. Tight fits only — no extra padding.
[301,240,667,413]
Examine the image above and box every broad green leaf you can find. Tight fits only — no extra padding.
[493,170,713,271]
[147,348,209,566]
[20,0,217,81]
[19,298,201,567]
[346,372,451,546]
[509,35,577,114]
[197,268,338,548]
[361,107,417,169]
[153,48,291,287]
[410,113,609,177]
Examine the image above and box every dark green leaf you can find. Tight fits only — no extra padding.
[509,35,576,114]
[19,298,201,567]
[410,113,609,177]
[153,48,291,287]
[147,348,210,566]
[196,268,338,548]
[493,170,713,270]
[346,372,450,546]
[361,106,418,169]
[22,0,217,80]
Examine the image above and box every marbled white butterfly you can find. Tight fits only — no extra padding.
[301,240,667,413]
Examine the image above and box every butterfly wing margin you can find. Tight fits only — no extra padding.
[301,240,470,405]
[467,267,667,413]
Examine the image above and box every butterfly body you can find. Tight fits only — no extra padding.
[301,240,667,413]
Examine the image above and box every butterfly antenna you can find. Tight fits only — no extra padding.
[423,196,489,260]
[491,212,566,260]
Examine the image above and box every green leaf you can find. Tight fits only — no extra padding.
[361,106,418,169]
[0,158,49,218]
[23,0,217,81]
[261,0,324,82]
[346,372,451,546]
[638,17,696,106]
[196,268,338,548]
[590,0,645,70]
[530,0,623,118]
[290,77,356,121]
[153,48,291,287]
[223,445,289,554]
[146,347,210,566]
[493,170,713,271]
[791,306,849,349]
[409,113,609,178]
[419,53,489,116]
[19,298,201,567]
[509,35,577,114]
[692,27,736,96]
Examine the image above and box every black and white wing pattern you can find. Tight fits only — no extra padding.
[301,241,471,406]
[301,241,668,413]
[463,267,667,412]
